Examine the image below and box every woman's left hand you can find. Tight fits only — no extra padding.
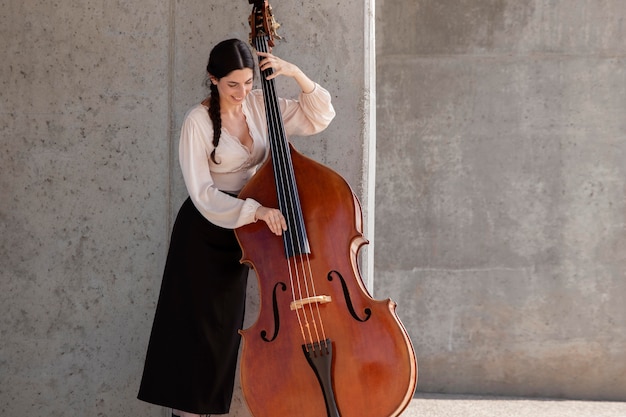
[257,51,316,94]
[257,51,298,78]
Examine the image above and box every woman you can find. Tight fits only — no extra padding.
[137,38,335,417]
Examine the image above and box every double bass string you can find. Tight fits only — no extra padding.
[255,35,314,344]
[252,37,307,341]
[254,34,329,353]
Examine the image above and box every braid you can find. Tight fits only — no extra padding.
[204,38,255,164]
[208,83,221,164]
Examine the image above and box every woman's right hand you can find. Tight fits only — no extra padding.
[255,206,287,236]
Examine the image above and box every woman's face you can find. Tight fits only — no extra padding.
[213,68,254,108]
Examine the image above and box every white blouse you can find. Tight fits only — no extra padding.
[179,83,336,229]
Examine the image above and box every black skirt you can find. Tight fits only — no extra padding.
[138,197,249,414]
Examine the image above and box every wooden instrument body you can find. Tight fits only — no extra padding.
[236,145,417,417]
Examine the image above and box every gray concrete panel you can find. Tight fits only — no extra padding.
[1,0,369,416]
[376,0,626,402]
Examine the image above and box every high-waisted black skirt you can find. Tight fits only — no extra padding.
[138,197,249,414]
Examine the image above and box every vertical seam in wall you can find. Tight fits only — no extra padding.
[166,0,176,235]
[363,0,376,295]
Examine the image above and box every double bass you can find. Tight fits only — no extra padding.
[236,1,417,416]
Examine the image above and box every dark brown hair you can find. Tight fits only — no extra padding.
[206,39,255,163]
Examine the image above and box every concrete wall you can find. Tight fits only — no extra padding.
[1,0,370,416]
[376,0,626,401]
[5,0,625,414]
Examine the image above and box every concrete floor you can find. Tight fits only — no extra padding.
[402,394,626,417]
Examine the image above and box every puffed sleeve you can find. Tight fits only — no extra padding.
[279,83,336,136]
[178,107,261,229]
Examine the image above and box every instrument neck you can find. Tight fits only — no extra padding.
[253,35,310,258]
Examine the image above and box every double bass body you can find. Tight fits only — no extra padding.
[236,147,417,417]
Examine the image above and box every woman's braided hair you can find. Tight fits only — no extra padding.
[205,39,255,163]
